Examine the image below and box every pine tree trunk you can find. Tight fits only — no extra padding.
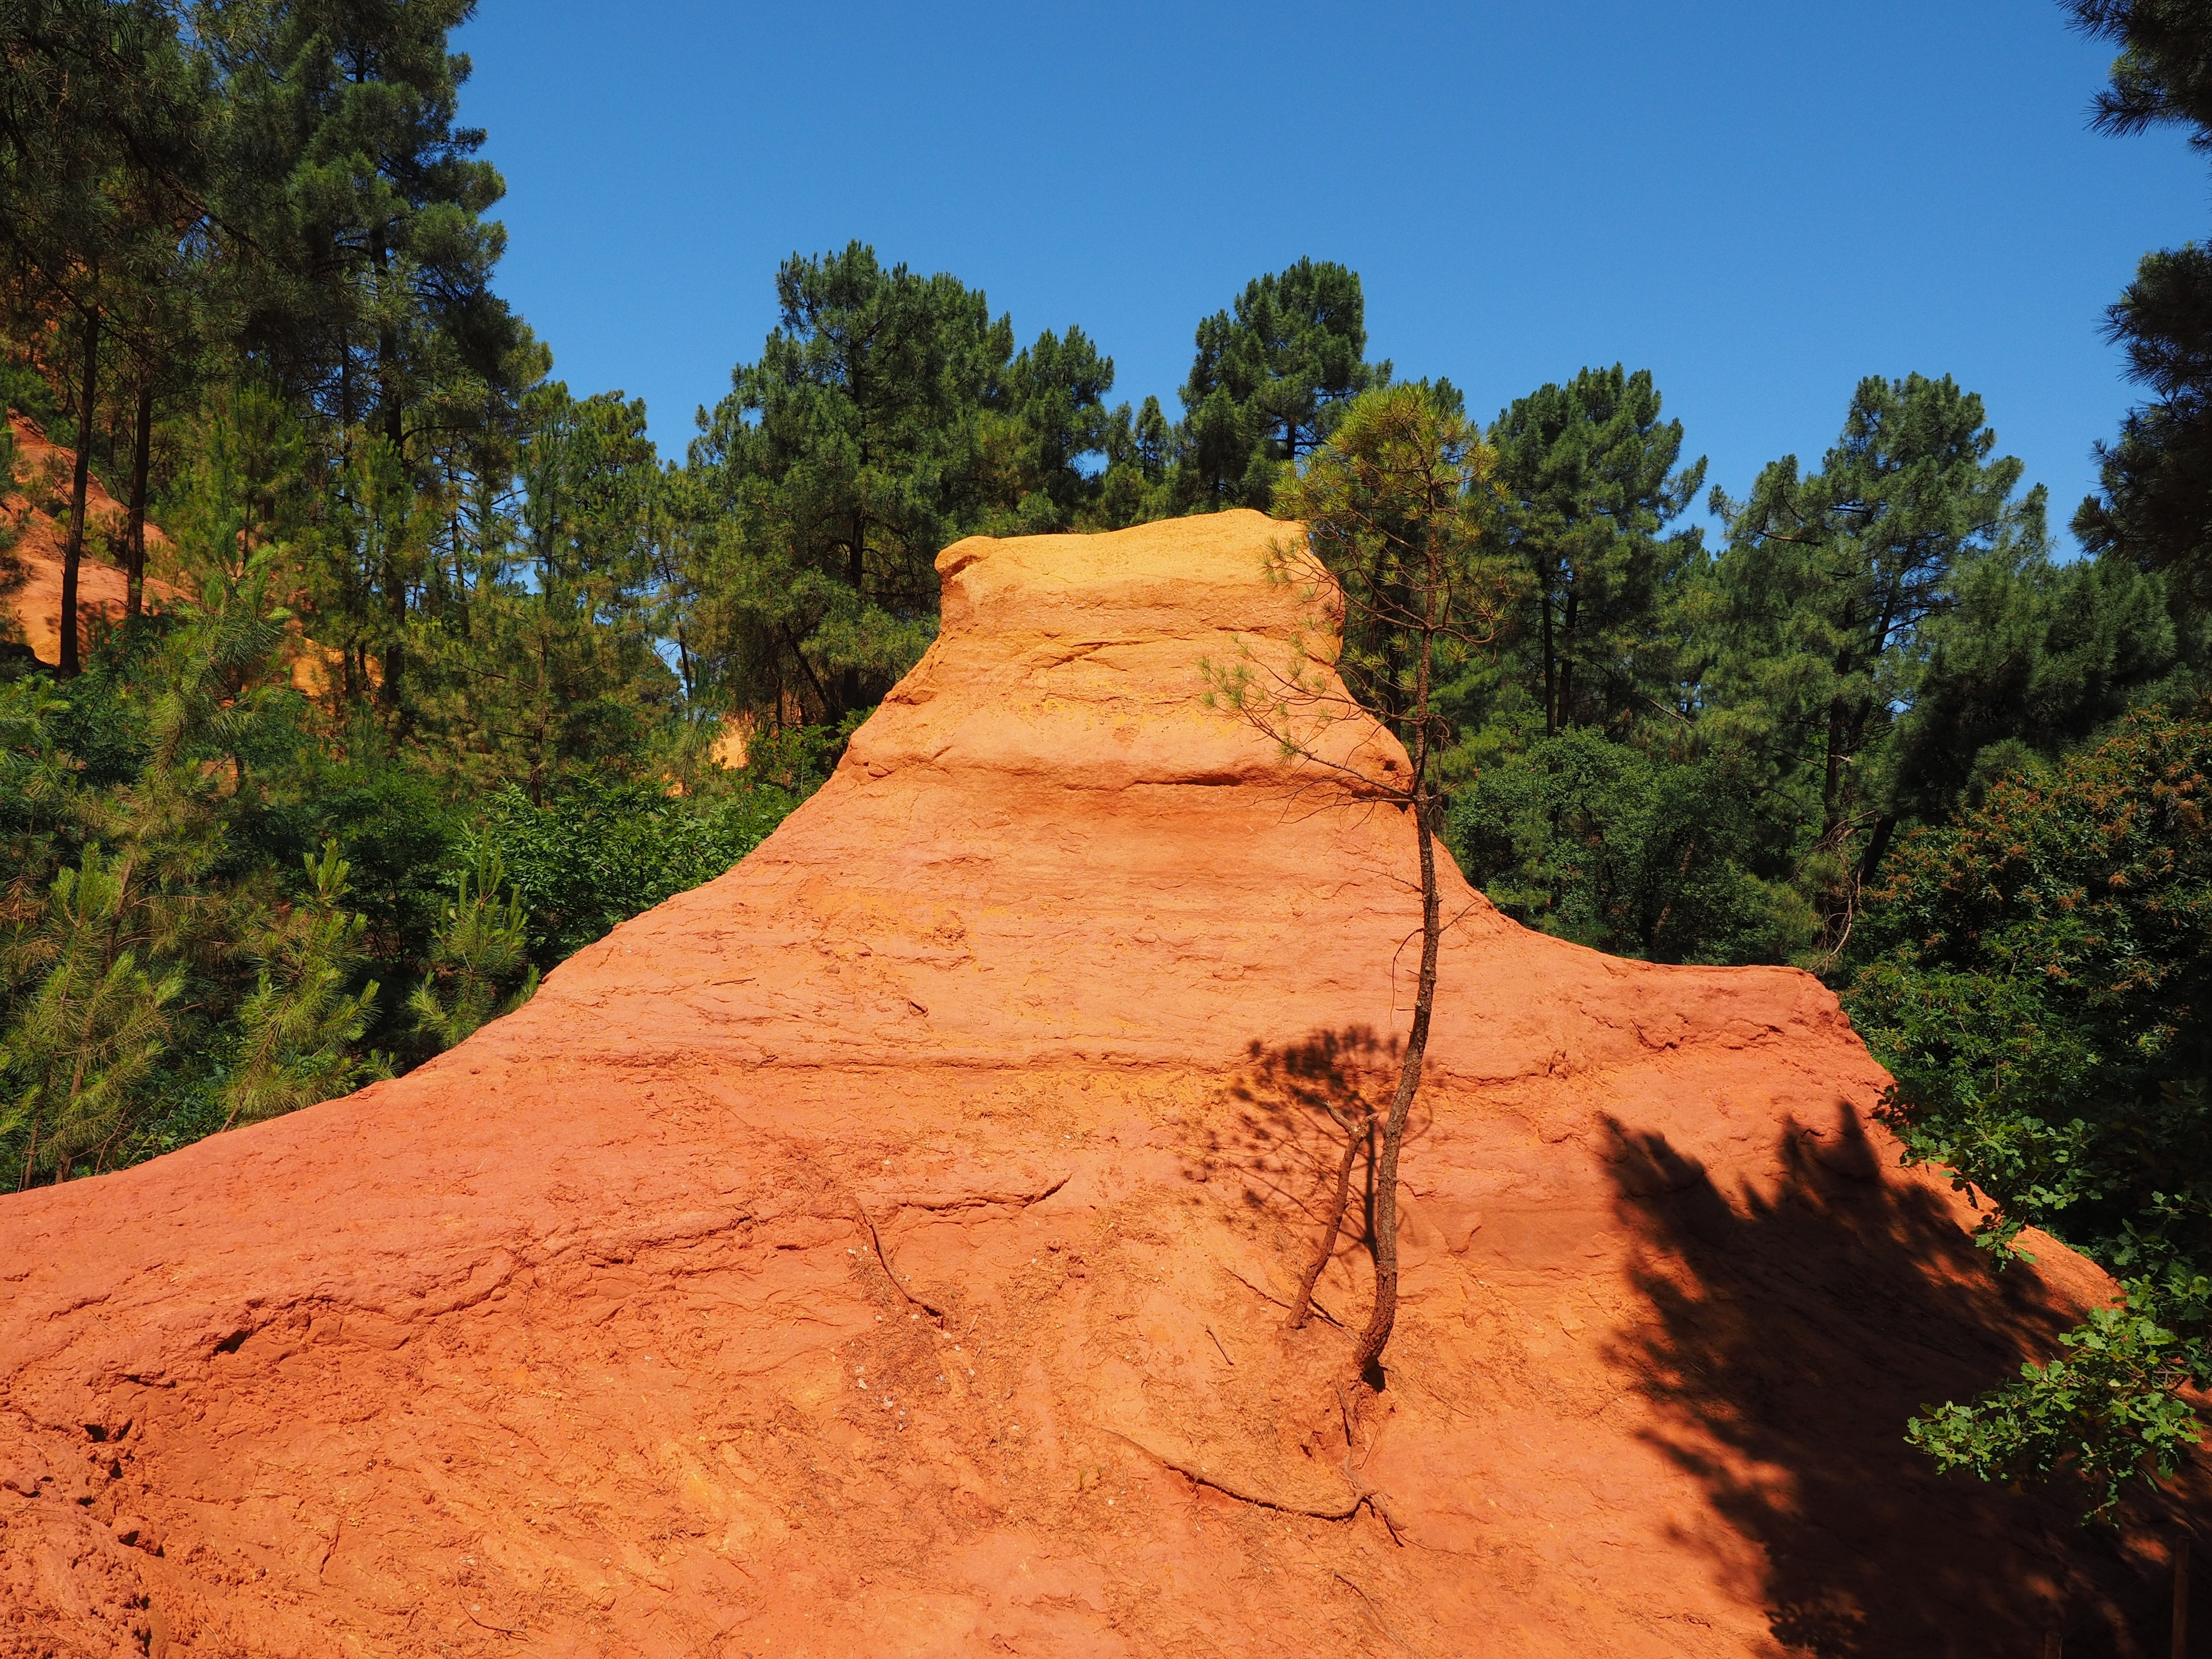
[126,375,151,618]
[373,232,407,718]
[58,306,101,680]
[1558,586,1578,730]
[1353,598,1442,1381]
[1539,571,1557,739]
[1352,787,1440,1380]
[839,509,866,717]
[1857,813,1897,887]
[1821,692,1849,839]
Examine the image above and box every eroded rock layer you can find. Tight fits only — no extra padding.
[0,512,2179,1656]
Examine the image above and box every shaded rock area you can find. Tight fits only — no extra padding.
[0,510,2193,1656]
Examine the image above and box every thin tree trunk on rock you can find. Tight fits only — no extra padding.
[1352,796,1441,1380]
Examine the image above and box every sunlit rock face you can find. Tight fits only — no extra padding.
[0,511,2167,1657]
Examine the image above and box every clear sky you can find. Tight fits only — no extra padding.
[453,0,2207,547]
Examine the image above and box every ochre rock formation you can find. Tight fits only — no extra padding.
[0,415,354,694]
[1,413,183,666]
[0,512,2184,1655]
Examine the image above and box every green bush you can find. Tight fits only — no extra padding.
[1844,710,2212,1516]
[481,769,800,967]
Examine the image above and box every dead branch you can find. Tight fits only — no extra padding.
[1106,1430,1361,1521]
[855,1204,947,1326]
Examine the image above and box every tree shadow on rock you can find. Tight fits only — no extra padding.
[1189,1028,1431,1318]
[1602,1103,2169,1658]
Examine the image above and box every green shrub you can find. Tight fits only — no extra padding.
[481,769,799,967]
[1844,710,2212,1516]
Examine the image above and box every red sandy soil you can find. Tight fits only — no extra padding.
[1,413,180,665]
[0,511,2197,1657]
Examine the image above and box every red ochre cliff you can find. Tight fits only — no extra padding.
[0,510,2183,1656]
[0,413,180,667]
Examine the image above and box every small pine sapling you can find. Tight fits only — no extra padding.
[0,850,180,1186]
[408,844,540,1052]
[1205,383,1511,1381]
[221,842,389,1130]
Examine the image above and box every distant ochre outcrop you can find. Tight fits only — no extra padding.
[0,511,2168,1655]
[1,412,179,666]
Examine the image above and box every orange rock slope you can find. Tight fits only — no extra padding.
[1,413,180,665]
[0,511,2187,1657]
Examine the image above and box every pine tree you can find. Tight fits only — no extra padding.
[1708,373,2049,954]
[1211,384,1513,1382]
[1887,541,2183,818]
[221,841,386,1129]
[983,324,1117,530]
[1092,394,1173,529]
[0,0,209,675]
[689,241,1012,724]
[406,842,536,1051]
[203,0,534,709]
[0,848,180,1185]
[1176,259,1390,511]
[2063,2,2212,612]
[1488,366,1707,738]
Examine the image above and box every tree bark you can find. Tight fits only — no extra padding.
[1539,566,1557,739]
[1352,788,1440,1380]
[373,230,403,454]
[1354,589,1442,1381]
[1821,691,1849,838]
[380,603,406,720]
[126,374,151,618]
[58,306,101,679]
[838,507,866,718]
[1558,585,1578,730]
[1855,812,1897,889]
[373,231,407,718]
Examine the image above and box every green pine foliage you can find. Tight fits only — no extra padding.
[1,848,181,1186]
[223,842,388,1129]
[2066,0,2212,608]
[1452,371,2180,970]
[1484,364,1707,743]
[685,242,1148,729]
[1178,258,1391,512]
[406,844,536,1052]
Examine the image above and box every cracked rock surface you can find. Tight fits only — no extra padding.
[0,510,2184,1656]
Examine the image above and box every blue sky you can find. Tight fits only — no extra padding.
[454,0,2207,548]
